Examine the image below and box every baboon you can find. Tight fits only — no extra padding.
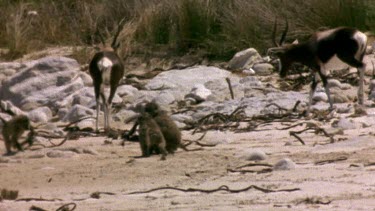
[144,102,183,154]
[1,115,34,155]
[138,112,167,160]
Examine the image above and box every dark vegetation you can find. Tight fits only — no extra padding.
[0,0,374,61]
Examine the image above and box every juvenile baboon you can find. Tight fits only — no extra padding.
[144,102,182,154]
[1,115,34,155]
[138,112,167,160]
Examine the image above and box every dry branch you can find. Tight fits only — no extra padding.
[30,203,77,211]
[127,184,300,195]
[225,77,235,100]
[314,157,348,165]
[227,168,273,174]
[90,191,116,199]
[289,124,334,145]
[16,197,63,202]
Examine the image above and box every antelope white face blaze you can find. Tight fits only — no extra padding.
[98,57,113,85]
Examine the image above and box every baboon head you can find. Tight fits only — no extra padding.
[144,102,160,117]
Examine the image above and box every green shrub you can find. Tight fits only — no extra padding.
[1,0,375,61]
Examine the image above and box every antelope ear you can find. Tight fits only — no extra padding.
[292,39,299,44]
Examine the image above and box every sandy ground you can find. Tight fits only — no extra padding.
[0,107,375,211]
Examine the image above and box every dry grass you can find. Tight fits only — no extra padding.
[0,0,374,61]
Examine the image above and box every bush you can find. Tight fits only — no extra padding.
[0,0,374,61]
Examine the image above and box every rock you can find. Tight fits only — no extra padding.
[82,148,100,155]
[38,123,65,137]
[204,78,243,101]
[28,106,53,123]
[241,149,267,161]
[354,104,367,116]
[242,68,255,75]
[273,158,296,170]
[336,106,352,114]
[153,91,176,106]
[252,63,274,76]
[366,45,373,54]
[202,131,231,145]
[0,100,26,116]
[0,56,82,110]
[72,94,92,107]
[57,107,69,120]
[332,93,350,104]
[54,87,94,110]
[325,128,344,136]
[184,97,197,105]
[369,79,375,101]
[340,83,352,90]
[117,85,139,104]
[145,66,232,101]
[62,104,94,122]
[284,141,293,146]
[33,136,49,143]
[363,55,375,75]
[0,74,6,85]
[174,121,186,129]
[369,79,375,91]
[239,76,262,87]
[185,84,212,102]
[27,153,46,159]
[2,68,16,76]
[0,62,24,76]
[228,48,261,70]
[313,91,328,103]
[116,85,139,97]
[78,72,93,86]
[76,118,96,131]
[328,79,342,88]
[0,157,11,163]
[113,109,138,123]
[171,114,194,124]
[46,150,76,158]
[332,117,357,130]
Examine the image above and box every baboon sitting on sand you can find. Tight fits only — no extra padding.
[138,112,168,160]
[144,102,183,154]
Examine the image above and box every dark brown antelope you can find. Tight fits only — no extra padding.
[268,20,367,113]
[89,18,126,132]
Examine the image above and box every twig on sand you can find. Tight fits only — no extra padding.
[314,157,348,165]
[30,202,77,211]
[227,162,274,174]
[289,124,334,145]
[127,184,300,195]
[17,197,63,202]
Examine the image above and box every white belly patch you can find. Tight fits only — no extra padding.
[98,57,113,85]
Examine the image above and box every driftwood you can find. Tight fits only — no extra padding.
[127,184,300,195]
[295,197,332,205]
[315,156,348,165]
[225,77,235,100]
[227,162,274,174]
[30,203,77,211]
[289,124,335,145]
